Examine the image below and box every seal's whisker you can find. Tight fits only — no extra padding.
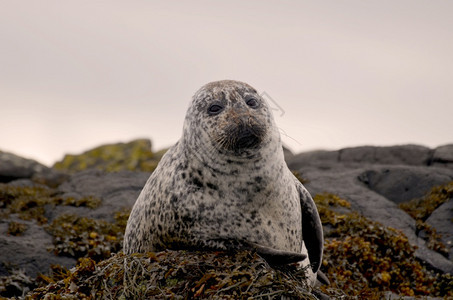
[278,127,302,146]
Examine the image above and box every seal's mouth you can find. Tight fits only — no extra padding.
[234,127,261,149]
[215,122,266,154]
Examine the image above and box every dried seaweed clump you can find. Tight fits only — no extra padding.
[0,184,54,224]
[26,250,321,299]
[7,221,28,236]
[0,269,36,298]
[314,193,453,298]
[46,211,129,261]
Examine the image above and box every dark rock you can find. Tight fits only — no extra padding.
[287,150,339,170]
[339,144,431,166]
[0,216,76,278]
[55,169,149,221]
[0,151,68,187]
[432,144,453,167]
[0,169,150,285]
[2,143,453,298]
[289,161,453,274]
[427,199,453,259]
[358,166,453,204]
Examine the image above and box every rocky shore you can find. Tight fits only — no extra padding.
[0,140,452,298]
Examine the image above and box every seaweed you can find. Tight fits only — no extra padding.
[0,184,102,224]
[399,181,452,256]
[7,221,28,236]
[315,193,453,298]
[45,210,130,261]
[399,181,453,221]
[26,251,319,299]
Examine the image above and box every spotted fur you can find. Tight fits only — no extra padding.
[123,80,323,285]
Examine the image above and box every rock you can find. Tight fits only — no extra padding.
[0,169,149,291]
[432,144,453,167]
[2,143,453,298]
[287,150,339,170]
[0,216,76,278]
[54,169,150,221]
[358,166,453,204]
[288,155,453,274]
[53,139,160,173]
[0,151,62,186]
[339,145,432,166]
[287,144,434,169]
[427,199,453,259]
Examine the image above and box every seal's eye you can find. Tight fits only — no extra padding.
[246,98,259,108]
[208,104,223,115]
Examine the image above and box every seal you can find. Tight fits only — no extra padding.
[124,80,324,285]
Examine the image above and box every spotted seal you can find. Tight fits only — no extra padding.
[123,80,324,285]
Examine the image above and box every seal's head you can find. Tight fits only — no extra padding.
[183,80,280,161]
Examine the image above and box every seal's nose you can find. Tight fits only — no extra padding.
[223,107,264,151]
[235,126,260,149]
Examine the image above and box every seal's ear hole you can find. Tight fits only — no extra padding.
[208,104,224,115]
[246,98,259,108]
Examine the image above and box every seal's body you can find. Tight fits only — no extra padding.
[124,80,323,285]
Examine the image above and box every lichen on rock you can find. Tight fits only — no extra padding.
[53,139,165,173]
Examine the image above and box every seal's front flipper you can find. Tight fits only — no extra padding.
[296,181,324,273]
[316,270,330,285]
[244,241,307,265]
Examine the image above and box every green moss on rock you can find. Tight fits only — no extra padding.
[53,139,165,173]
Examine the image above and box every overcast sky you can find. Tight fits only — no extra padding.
[1,1,452,166]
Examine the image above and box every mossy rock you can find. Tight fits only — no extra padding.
[399,181,453,221]
[26,251,325,299]
[53,139,166,173]
[0,183,102,224]
[46,210,129,261]
[399,181,453,256]
[315,193,453,298]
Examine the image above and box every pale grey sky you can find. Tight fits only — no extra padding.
[1,1,452,166]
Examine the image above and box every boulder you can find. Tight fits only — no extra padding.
[53,169,150,221]
[53,139,159,173]
[427,199,453,259]
[358,166,453,204]
[432,144,453,167]
[2,142,453,298]
[0,216,76,278]
[287,150,339,170]
[287,153,453,274]
[338,145,432,166]
[0,169,150,286]
[0,151,66,186]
